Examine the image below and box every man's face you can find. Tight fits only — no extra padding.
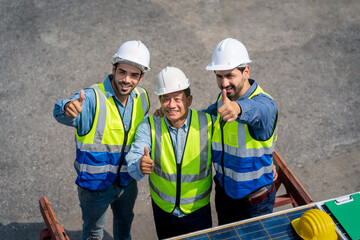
[215,66,249,100]
[160,90,192,128]
[111,63,143,101]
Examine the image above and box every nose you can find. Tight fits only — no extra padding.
[123,74,132,83]
[168,98,176,108]
[220,78,230,88]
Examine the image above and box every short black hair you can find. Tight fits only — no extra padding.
[159,87,191,100]
[113,63,144,76]
[213,66,245,74]
[184,87,191,97]
[237,66,245,73]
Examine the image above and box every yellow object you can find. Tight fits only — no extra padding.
[148,111,213,214]
[291,209,337,240]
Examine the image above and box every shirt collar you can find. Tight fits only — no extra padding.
[238,79,257,100]
[103,74,137,100]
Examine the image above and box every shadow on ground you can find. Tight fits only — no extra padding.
[0,222,113,240]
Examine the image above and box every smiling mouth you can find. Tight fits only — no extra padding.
[119,82,131,89]
[223,85,233,90]
[223,86,234,94]
[166,110,178,116]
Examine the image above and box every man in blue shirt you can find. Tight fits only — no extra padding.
[53,40,151,240]
[126,67,213,239]
[205,38,278,225]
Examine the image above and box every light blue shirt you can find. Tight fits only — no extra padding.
[126,110,192,181]
[204,79,277,141]
[126,110,192,218]
[53,74,142,134]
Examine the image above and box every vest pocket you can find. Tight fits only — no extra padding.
[110,121,123,131]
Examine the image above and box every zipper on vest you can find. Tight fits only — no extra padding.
[175,162,182,209]
[115,95,131,186]
[116,130,128,186]
[172,113,191,212]
[220,119,226,191]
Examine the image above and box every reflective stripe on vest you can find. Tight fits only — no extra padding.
[148,110,212,214]
[74,83,149,190]
[212,84,277,199]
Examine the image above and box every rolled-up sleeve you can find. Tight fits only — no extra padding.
[126,118,152,181]
[53,89,96,135]
[53,99,74,126]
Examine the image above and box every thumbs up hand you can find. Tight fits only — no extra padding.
[64,90,85,119]
[218,89,241,123]
[140,147,154,174]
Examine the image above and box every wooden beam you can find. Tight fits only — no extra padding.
[39,197,70,240]
[273,150,314,207]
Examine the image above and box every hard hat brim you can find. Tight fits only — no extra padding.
[291,218,306,239]
[206,64,237,71]
[205,61,251,71]
[112,58,150,72]
[154,85,189,96]
[291,216,338,240]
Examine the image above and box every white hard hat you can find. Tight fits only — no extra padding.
[112,40,150,72]
[154,66,190,96]
[206,38,252,71]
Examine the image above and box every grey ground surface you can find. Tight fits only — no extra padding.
[1,0,359,239]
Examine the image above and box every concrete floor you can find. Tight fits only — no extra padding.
[1,0,359,239]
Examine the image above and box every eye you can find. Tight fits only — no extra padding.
[118,69,126,75]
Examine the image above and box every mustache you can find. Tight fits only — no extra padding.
[119,81,131,86]
[221,85,234,90]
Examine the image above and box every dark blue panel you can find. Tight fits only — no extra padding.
[235,221,270,239]
[176,206,315,240]
[208,227,239,240]
[262,214,292,238]
[286,207,310,221]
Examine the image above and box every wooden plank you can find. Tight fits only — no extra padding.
[39,197,70,240]
[273,150,314,207]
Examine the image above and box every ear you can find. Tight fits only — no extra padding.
[187,95,193,107]
[112,65,116,75]
[138,72,145,83]
[243,65,250,79]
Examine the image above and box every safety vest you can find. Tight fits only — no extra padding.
[74,83,149,191]
[212,84,278,199]
[148,110,212,214]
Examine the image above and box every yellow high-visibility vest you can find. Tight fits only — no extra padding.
[148,110,212,214]
[75,83,149,190]
[212,84,278,199]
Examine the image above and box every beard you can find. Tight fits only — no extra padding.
[222,84,239,100]
[115,81,134,95]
